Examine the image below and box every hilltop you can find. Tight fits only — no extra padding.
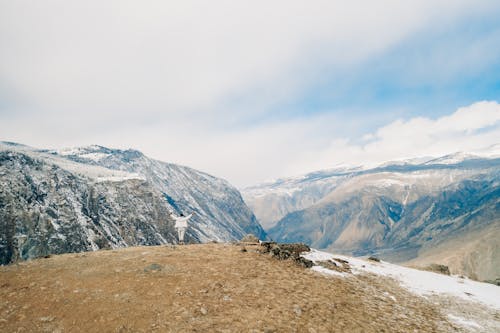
[1,243,498,332]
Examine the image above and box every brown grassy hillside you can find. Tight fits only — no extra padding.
[0,243,455,332]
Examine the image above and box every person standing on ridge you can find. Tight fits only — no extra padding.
[169,210,193,244]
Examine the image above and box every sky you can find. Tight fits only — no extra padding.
[1,1,499,187]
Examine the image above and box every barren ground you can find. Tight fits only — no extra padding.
[0,243,461,332]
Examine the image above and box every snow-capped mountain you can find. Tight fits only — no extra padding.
[0,142,265,264]
[45,144,266,241]
[242,147,500,281]
[242,166,363,230]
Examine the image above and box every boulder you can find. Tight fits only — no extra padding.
[240,234,259,243]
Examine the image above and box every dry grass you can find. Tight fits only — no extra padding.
[0,243,455,332]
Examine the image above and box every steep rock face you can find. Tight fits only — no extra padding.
[0,150,177,264]
[0,143,265,264]
[48,145,265,242]
[259,156,500,280]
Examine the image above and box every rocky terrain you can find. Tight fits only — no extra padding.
[0,142,265,264]
[2,243,498,332]
[243,148,500,281]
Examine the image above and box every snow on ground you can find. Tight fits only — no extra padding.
[55,145,103,157]
[303,249,500,311]
[76,152,110,162]
[95,173,144,182]
[447,314,482,330]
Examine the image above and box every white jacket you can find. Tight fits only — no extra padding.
[171,213,192,228]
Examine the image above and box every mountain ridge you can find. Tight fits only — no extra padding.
[242,147,500,281]
[0,142,265,264]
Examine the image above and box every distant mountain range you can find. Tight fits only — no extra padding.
[0,142,265,264]
[242,146,500,281]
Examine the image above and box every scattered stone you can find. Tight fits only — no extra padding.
[332,257,349,264]
[275,243,310,256]
[39,316,55,322]
[293,305,302,316]
[240,234,259,243]
[295,257,314,268]
[200,307,208,315]
[240,247,247,253]
[271,246,291,260]
[259,241,277,254]
[144,263,163,273]
[424,264,450,276]
[269,243,310,259]
[483,278,500,286]
[261,242,312,267]
[368,256,380,262]
[316,260,351,273]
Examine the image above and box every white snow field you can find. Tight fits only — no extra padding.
[303,249,500,310]
[303,249,500,332]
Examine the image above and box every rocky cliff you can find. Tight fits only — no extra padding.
[0,142,265,264]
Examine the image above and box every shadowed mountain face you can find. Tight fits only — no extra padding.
[244,152,500,281]
[0,143,265,264]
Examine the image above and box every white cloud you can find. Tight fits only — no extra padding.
[286,101,500,177]
[0,0,494,119]
[1,1,499,187]
[92,101,500,186]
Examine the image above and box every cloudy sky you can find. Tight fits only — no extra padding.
[1,1,499,187]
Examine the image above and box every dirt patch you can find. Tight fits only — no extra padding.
[0,243,456,332]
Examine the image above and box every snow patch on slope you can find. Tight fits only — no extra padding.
[1,142,144,181]
[447,314,482,330]
[303,249,500,310]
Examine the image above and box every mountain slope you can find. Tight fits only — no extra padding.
[47,144,266,242]
[242,169,353,229]
[2,243,493,333]
[0,142,265,264]
[245,151,500,280]
[0,244,500,332]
